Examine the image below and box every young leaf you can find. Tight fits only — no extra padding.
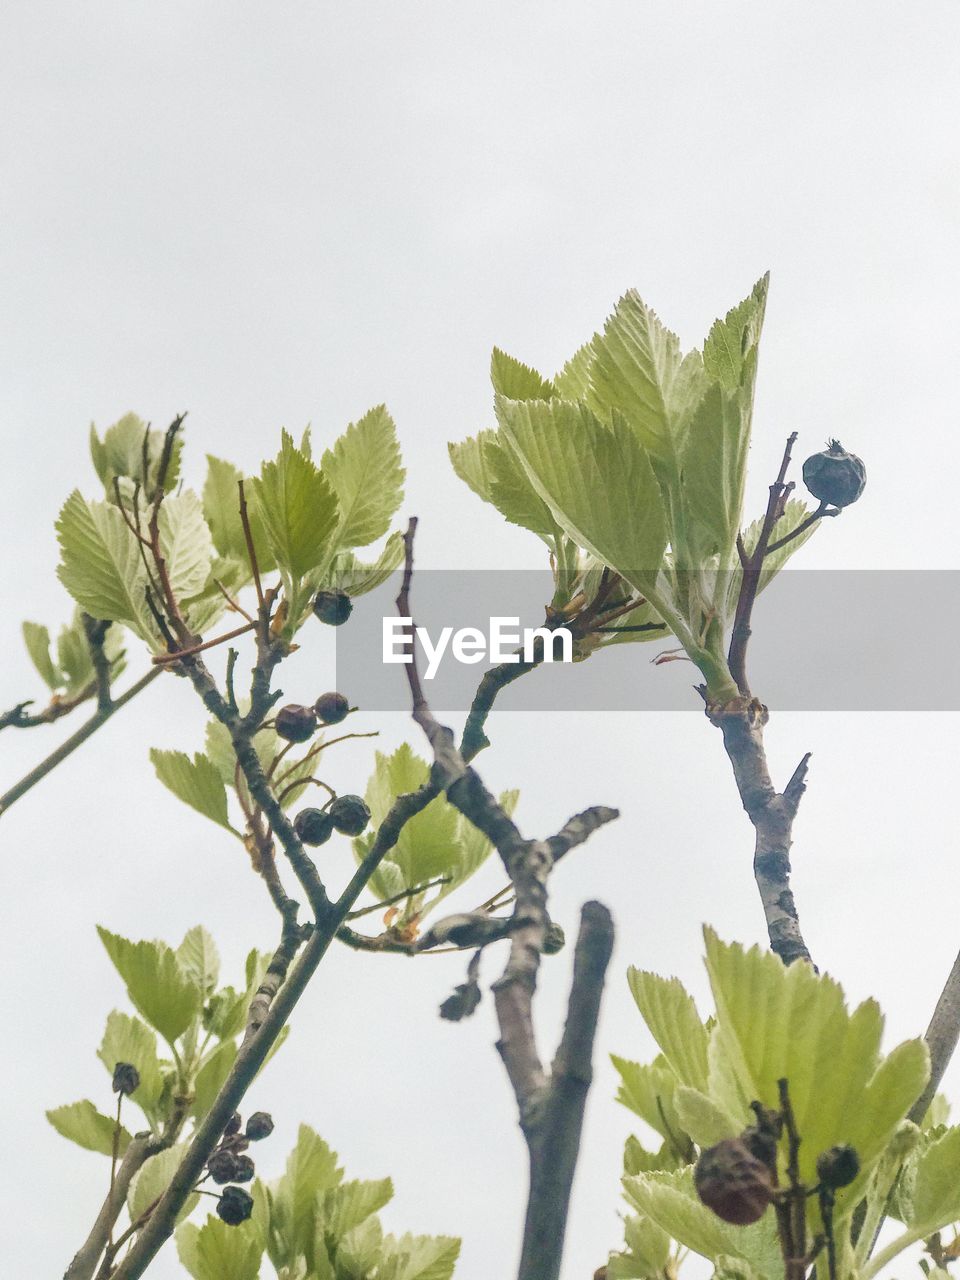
[626,969,709,1091]
[192,1040,237,1120]
[22,621,59,689]
[46,1101,131,1157]
[98,1011,164,1112]
[449,431,561,543]
[128,1144,198,1223]
[316,1177,394,1242]
[177,1217,263,1280]
[90,413,183,497]
[252,431,339,580]
[202,455,275,572]
[328,532,405,597]
[97,927,202,1044]
[177,926,221,998]
[377,1231,461,1280]
[496,397,667,594]
[702,274,768,392]
[265,1125,344,1269]
[611,1055,688,1148]
[156,491,215,602]
[150,749,235,832]
[56,491,156,639]
[490,347,555,400]
[321,405,405,548]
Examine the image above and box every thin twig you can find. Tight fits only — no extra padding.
[238,479,264,609]
[151,621,256,664]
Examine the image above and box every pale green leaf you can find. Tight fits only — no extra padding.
[703,274,769,392]
[673,1085,740,1148]
[679,382,749,565]
[627,968,709,1090]
[607,1213,672,1279]
[177,926,221,998]
[98,1011,164,1112]
[56,491,156,639]
[90,412,182,496]
[321,405,405,548]
[552,341,595,400]
[157,491,215,602]
[316,1177,393,1244]
[253,431,339,580]
[906,1124,960,1232]
[177,1217,263,1280]
[97,927,202,1044]
[22,621,59,689]
[336,1215,384,1279]
[128,1144,198,1223]
[267,1125,343,1266]
[150,749,234,832]
[327,532,405,597]
[448,431,561,543]
[46,1100,131,1157]
[202,455,275,572]
[490,347,554,400]
[496,396,667,593]
[611,1055,688,1149]
[192,1039,237,1120]
[378,1232,461,1280]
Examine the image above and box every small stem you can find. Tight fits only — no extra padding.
[765,501,838,554]
[152,621,256,664]
[346,876,451,920]
[0,666,162,820]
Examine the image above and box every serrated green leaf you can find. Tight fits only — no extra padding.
[177,926,221,998]
[46,1101,131,1157]
[496,396,667,593]
[253,431,339,580]
[321,405,404,549]
[673,1085,740,1147]
[679,381,750,565]
[266,1125,343,1268]
[90,413,182,497]
[627,969,709,1090]
[607,1213,672,1279]
[22,621,59,689]
[128,1144,198,1223]
[703,275,768,392]
[202,455,275,572]
[905,1124,960,1232]
[490,347,555,400]
[98,1011,164,1112]
[192,1039,237,1120]
[157,491,215,602]
[97,927,202,1044]
[316,1177,393,1245]
[328,531,405,597]
[448,430,561,544]
[553,340,595,400]
[336,1215,384,1278]
[611,1055,688,1150]
[177,1217,263,1280]
[378,1232,460,1280]
[56,491,156,640]
[150,749,235,832]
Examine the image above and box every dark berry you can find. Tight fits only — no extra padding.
[217,1185,254,1226]
[232,1154,255,1183]
[223,1112,242,1138]
[801,440,866,509]
[314,691,350,725]
[694,1138,775,1225]
[313,591,352,626]
[328,794,371,836]
[245,1111,275,1141]
[293,807,334,846]
[112,1063,140,1097]
[208,1150,239,1185]
[817,1144,860,1189]
[275,704,318,743]
[543,922,566,955]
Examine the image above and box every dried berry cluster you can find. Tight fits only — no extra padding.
[207,1110,275,1226]
[293,793,371,846]
[274,690,353,744]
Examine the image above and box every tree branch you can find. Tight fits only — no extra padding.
[909,944,960,1123]
[63,1134,164,1280]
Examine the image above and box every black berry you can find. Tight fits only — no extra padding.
[232,1154,255,1183]
[246,1111,275,1141]
[223,1112,242,1138]
[208,1150,239,1185]
[694,1138,775,1225]
[293,808,334,846]
[543,922,566,955]
[314,691,350,725]
[328,794,371,836]
[275,704,318,743]
[217,1185,254,1226]
[313,591,352,626]
[817,1144,860,1189]
[801,440,866,509]
[112,1063,140,1097]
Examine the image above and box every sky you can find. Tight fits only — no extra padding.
[2,2,960,1277]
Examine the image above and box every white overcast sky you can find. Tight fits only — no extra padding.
[3,3,960,1277]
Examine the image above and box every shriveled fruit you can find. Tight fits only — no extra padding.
[217,1185,254,1225]
[314,691,350,725]
[801,440,866,508]
[694,1137,775,1225]
[275,704,318,743]
[313,591,352,626]
[328,794,371,836]
[816,1144,860,1189]
[293,808,334,846]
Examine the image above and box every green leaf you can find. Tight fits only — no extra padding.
[22,621,59,689]
[97,927,202,1045]
[611,1055,688,1149]
[624,1169,781,1276]
[98,1011,164,1112]
[673,1085,740,1148]
[177,1217,263,1280]
[177,926,221,998]
[265,1125,343,1268]
[703,274,768,392]
[336,1215,384,1278]
[90,413,183,497]
[321,405,405,548]
[585,292,708,483]
[679,382,750,565]
[905,1125,960,1232]
[316,1177,393,1244]
[627,969,709,1090]
[607,1213,672,1279]
[46,1101,131,1157]
[420,790,519,922]
[128,1144,198,1223]
[553,340,595,400]
[192,1039,237,1120]
[359,746,460,899]
[202,455,275,571]
[328,532,405,597]
[150,749,235,832]
[157,492,215,602]
[496,396,667,593]
[252,431,339,580]
[378,1232,461,1280]
[448,431,561,543]
[56,491,156,639]
[703,928,930,1216]
[490,347,555,400]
